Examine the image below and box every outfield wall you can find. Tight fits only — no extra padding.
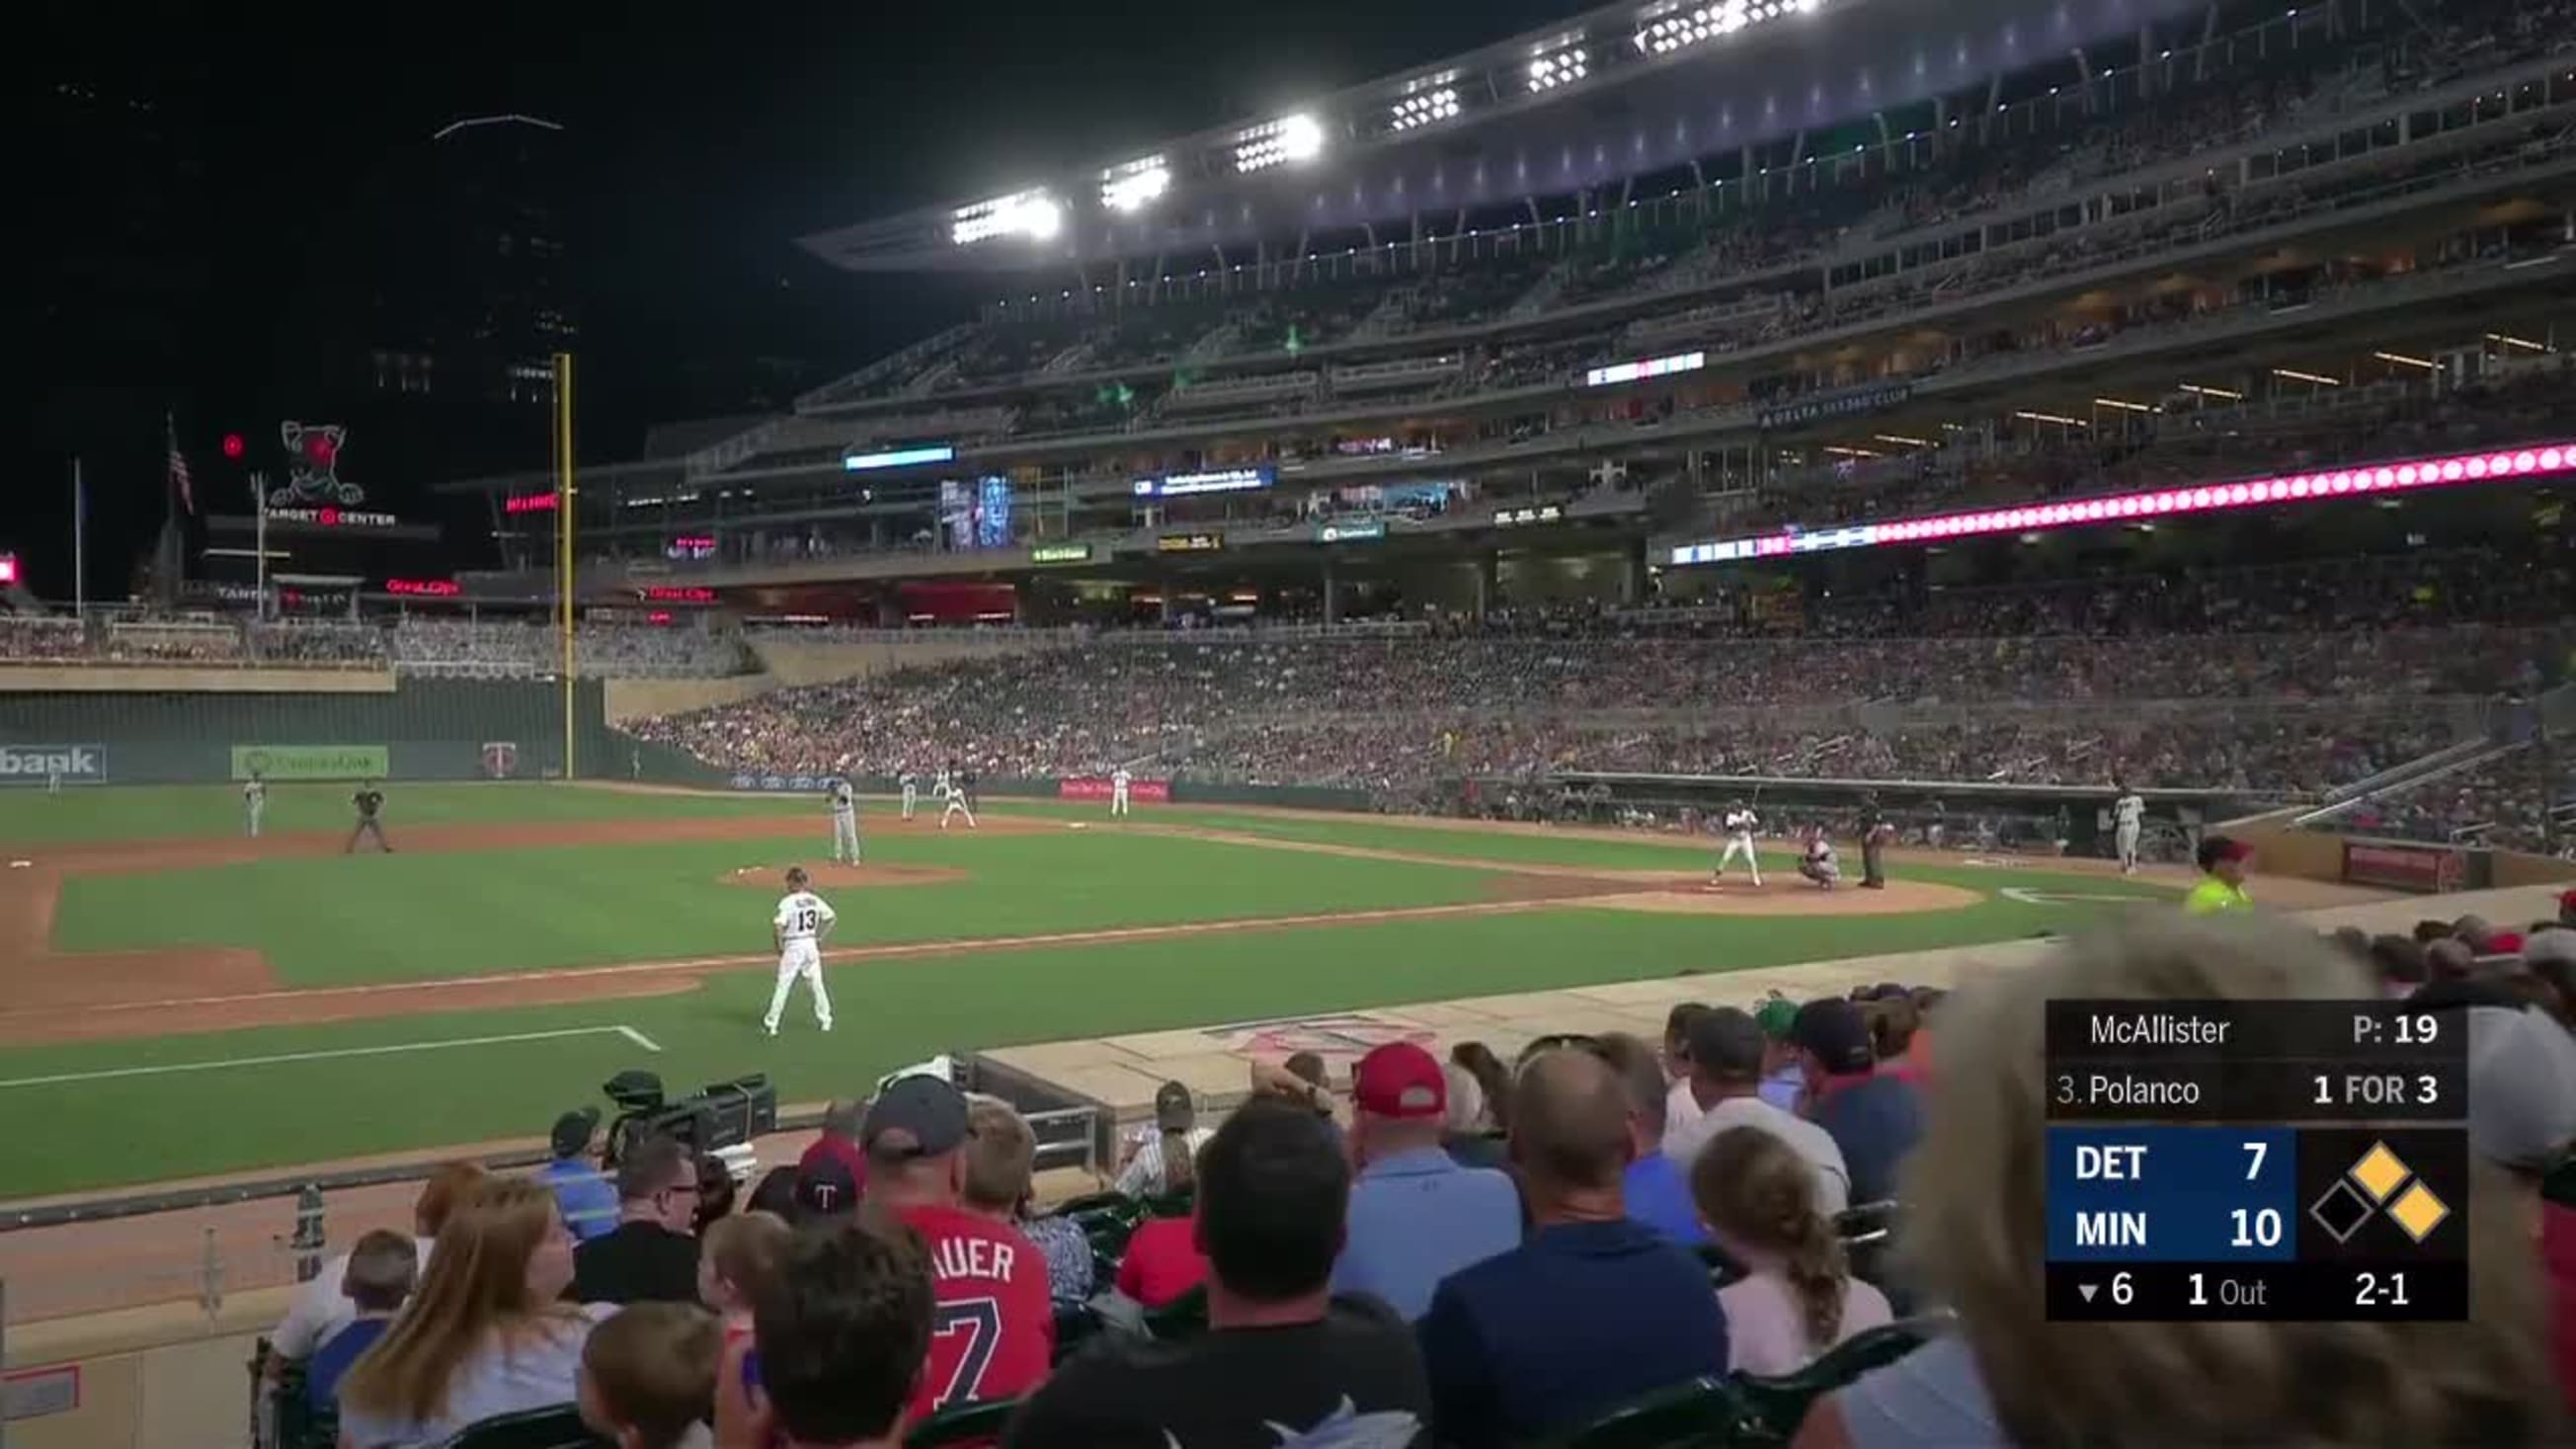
[0,680,625,783]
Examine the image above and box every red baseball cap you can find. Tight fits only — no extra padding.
[1352,1042,1446,1119]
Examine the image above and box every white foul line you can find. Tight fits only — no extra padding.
[0,1025,650,1090]
[614,1025,664,1053]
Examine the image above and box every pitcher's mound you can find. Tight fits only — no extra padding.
[720,863,968,891]
[1583,877,1980,916]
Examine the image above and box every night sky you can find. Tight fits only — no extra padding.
[24,0,1583,597]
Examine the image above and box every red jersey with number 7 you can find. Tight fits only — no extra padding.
[895,1204,1053,1425]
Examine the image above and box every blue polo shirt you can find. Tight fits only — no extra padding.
[1331,1147,1522,1321]
[1808,1074,1925,1207]
[536,1156,620,1242]
[1417,1219,1728,1445]
[1623,1153,1709,1247]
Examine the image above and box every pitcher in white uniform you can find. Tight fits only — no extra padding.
[826,778,861,864]
[764,865,838,1037]
[1110,765,1133,818]
[899,768,919,822]
[2112,781,2146,874]
[1713,806,1762,885]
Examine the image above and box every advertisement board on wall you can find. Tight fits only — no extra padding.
[2341,840,2469,894]
[1059,776,1171,804]
[0,744,109,786]
[231,745,391,781]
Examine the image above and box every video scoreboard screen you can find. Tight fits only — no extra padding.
[2045,1001,2468,1322]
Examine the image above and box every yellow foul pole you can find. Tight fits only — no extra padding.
[555,351,577,781]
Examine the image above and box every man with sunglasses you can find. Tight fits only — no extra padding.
[570,1134,704,1306]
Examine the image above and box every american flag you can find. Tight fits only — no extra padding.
[166,414,195,516]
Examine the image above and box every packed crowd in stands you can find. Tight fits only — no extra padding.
[633,609,2564,789]
[1736,362,2576,538]
[0,614,89,661]
[2337,744,2576,856]
[1,613,755,680]
[257,899,2576,1446]
[379,619,749,680]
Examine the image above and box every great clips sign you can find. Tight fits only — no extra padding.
[1058,775,1169,804]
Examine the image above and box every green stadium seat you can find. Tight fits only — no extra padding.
[905,1397,1022,1447]
[1833,1200,1903,1306]
[1533,1375,1751,1449]
[1047,1191,1147,1274]
[436,1404,607,1449]
[1695,1243,1748,1288]
[1050,1302,1104,1364]
[1731,1319,1937,1442]
[1143,1283,1208,1341]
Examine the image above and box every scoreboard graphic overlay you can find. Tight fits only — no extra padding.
[2045,1001,2468,1321]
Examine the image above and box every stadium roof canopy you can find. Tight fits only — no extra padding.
[800,0,2200,275]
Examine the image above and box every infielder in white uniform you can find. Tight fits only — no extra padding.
[2112,781,2146,875]
[1798,829,1841,889]
[764,865,838,1037]
[936,769,978,831]
[242,772,267,839]
[1714,806,1762,885]
[826,778,860,864]
[899,768,919,822]
[1110,765,1133,818]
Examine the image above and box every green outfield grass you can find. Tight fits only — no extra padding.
[46,831,1521,985]
[0,784,2169,1198]
[0,780,807,845]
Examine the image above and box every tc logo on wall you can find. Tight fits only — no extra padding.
[272,422,364,508]
[481,742,520,780]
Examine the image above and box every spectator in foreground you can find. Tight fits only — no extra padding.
[1663,1007,1850,1215]
[1005,1099,1432,1447]
[540,1108,618,1243]
[1115,1081,1211,1198]
[1435,1063,1505,1170]
[1595,1032,1709,1246]
[1114,1170,1211,1311]
[795,1099,870,1202]
[577,1301,720,1449]
[742,1221,931,1449]
[1661,1003,1712,1139]
[336,1178,593,1448]
[304,1231,417,1416]
[2461,1004,2576,1412]
[1417,1048,1727,1444]
[2527,927,2576,1032]
[1331,1041,1521,1319]
[1451,1041,1514,1133]
[1793,999,1922,1207]
[273,1159,484,1362]
[1693,1126,1892,1375]
[1754,997,1807,1112]
[573,1135,704,1306]
[702,1214,789,1449]
[963,1097,1093,1307]
[2369,933,2431,999]
[690,1153,738,1237]
[859,1074,1053,1422]
[2182,835,2254,915]
[1799,916,2559,1448]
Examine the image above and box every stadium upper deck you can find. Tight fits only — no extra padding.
[794,0,2208,275]
[440,0,2576,621]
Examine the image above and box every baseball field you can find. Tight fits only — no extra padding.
[0,782,2181,1201]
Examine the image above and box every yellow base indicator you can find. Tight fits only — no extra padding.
[2387,1181,2451,1243]
[2348,1141,2411,1203]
